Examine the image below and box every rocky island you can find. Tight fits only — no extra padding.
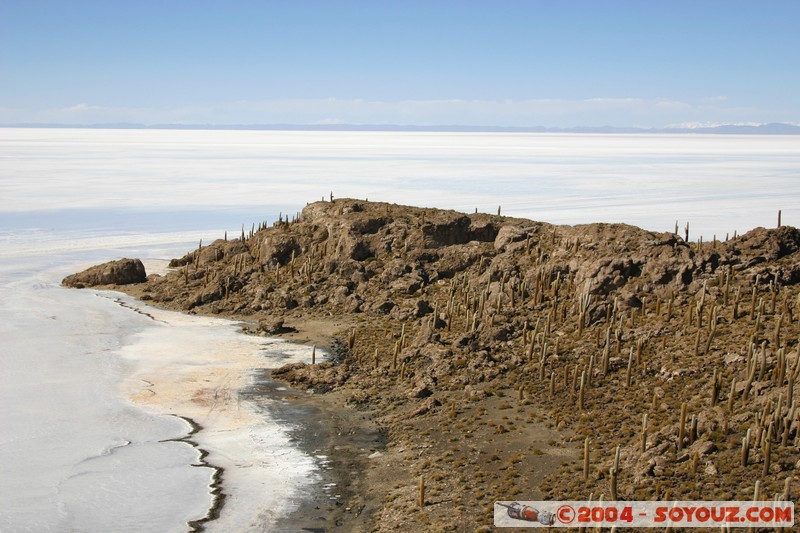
[65,199,800,531]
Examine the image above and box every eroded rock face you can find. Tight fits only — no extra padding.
[62,258,146,288]
[735,226,800,265]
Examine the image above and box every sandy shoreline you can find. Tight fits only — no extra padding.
[208,311,390,532]
[112,288,416,532]
[244,374,386,532]
[109,293,337,532]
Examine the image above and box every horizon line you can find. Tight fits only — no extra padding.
[2,122,800,135]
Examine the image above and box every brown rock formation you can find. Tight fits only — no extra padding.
[62,258,147,288]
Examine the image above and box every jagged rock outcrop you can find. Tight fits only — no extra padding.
[62,258,146,287]
[88,199,800,327]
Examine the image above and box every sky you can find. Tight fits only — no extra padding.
[1,0,798,128]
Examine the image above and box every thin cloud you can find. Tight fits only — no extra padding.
[655,99,692,110]
[0,97,793,128]
[64,103,98,113]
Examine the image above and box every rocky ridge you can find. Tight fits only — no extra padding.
[65,199,800,531]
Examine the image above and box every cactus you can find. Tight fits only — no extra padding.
[689,414,698,445]
[634,337,645,366]
[526,327,537,361]
[758,341,768,382]
[743,351,758,401]
[539,344,547,381]
[583,437,590,481]
[781,412,792,447]
[774,312,784,346]
[577,290,592,336]
[609,445,620,500]
[625,347,633,388]
[723,267,732,306]
[762,425,773,476]
[711,368,720,406]
[704,306,718,354]
[678,402,687,450]
[741,428,751,466]
[572,365,579,393]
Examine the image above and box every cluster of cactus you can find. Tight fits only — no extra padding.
[169,200,798,515]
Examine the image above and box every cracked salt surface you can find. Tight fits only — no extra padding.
[0,242,324,533]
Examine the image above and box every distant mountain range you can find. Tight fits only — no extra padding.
[4,122,800,135]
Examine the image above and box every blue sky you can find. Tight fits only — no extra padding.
[1,1,798,127]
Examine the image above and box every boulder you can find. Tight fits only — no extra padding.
[62,258,146,287]
[258,318,287,334]
[493,225,527,251]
